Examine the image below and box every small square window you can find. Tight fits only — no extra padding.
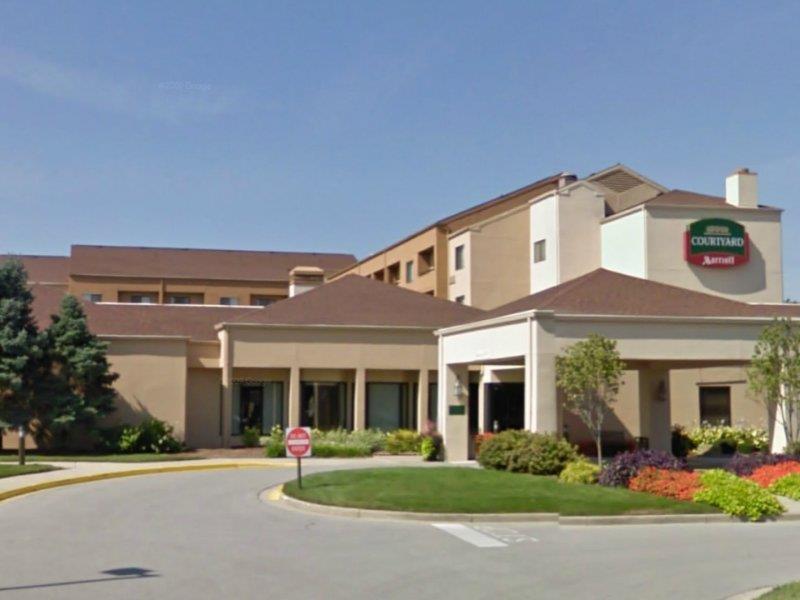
[405,260,414,283]
[700,387,731,426]
[455,295,465,304]
[82,293,102,303]
[533,239,547,263]
[220,297,239,306]
[455,245,465,271]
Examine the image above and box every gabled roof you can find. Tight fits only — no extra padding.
[638,189,779,212]
[479,269,800,321]
[225,274,485,328]
[1,255,70,284]
[69,245,356,282]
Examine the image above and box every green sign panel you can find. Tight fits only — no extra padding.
[448,405,466,416]
[684,218,749,268]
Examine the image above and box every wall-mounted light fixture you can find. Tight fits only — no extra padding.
[453,379,464,398]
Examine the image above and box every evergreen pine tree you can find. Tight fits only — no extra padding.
[47,295,117,433]
[0,259,46,457]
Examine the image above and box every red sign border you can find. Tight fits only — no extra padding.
[285,426,312,458]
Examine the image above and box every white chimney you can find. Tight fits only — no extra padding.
[289,266,325,297]
[725,168,758,208]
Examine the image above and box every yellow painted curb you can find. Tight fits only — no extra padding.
[264,484,284,501]
[0,462,284,504]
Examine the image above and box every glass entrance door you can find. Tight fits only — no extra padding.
[486,383,525,432]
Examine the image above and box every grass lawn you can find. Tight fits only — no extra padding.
[283,467,719,515]
[0,464,59,479]
[759,582,800,599]
[0,453,200,463]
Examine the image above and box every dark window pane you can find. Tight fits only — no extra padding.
[699,387,731,426]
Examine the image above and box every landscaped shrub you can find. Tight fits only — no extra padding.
[313,429,386,453]
[385,429,422,454]
[785,441,800,455]
[726,453,798,477]
[769,473,800,500]
[312,442,372,457]
[558,459,600,484]
[749,461,800,488]
[263,425,285,458]
[420,433,442,461]
[628,467,701,501]
[688,425,768,455]
[117,418,182,453]
[599,449,686,487]
[241,426,261,448]
[694,469,785,521]
[477,430,534,471]
[671,425,696,458]
[506,433,578,476]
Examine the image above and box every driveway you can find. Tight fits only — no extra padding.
[0,461,797,599]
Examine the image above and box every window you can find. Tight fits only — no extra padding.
[82,293,102,303]
[699,386,731,426]
[251,295,279,306]
[168,295,192,305]
[232,381,284,435]
[533,239,547,263]
[130,294,154,304]
[220,296,239,306]
[455,245,465,270]
[405,260,414,282]
[387,262,401,285]
[455,295,465,304]
[367,383,415,431]
[301,382,352,430]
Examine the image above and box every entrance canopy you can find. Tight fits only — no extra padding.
[436,269,800,461]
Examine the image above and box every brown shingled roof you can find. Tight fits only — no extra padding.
[480,269,793,321]
[637,189,779,211]
[69,245,356,282]
[1,255,70,284]
[226,274,485,328]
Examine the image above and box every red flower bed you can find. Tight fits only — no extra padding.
[628,467,701,501]
[748,461,800,487]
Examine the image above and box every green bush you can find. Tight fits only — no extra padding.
[694,469,784,521]
[477,430,534,471]
[477,430,577,475]
[420,434,442,461]
[313,441,372,457]
[117,419,182,454]
[688,425,768,455]
[312,428,386,453]
[559,459,600,484]
[263,425,285,458]
[241,426,261,448]
[385,429,422,454]
[770,473,800,500]
[671,425,696,458]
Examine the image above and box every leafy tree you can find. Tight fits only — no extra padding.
[748,318,800,452]
[0,259,47,460]
[46,294,117,439]
[556,334,625,466]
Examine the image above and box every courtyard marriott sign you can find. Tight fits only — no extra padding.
[684,218,749,268]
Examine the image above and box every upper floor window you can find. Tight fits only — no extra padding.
[418,246,435,274]
[251,295,279,307]
[533,239,547,263]
[455,245,465,271]
[455,295,466,304]
[405,260,414,283]
[82,293,102,303]
[168,295,192,305]
[220,296,239,306]
[130,294,155,304]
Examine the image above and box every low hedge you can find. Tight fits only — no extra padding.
[478,430,577,475]
[694,469,784,521]
[385,430,422,454]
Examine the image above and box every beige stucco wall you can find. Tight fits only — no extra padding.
[103,337,188,439]
[645,206,783,303]
[185,368,221,448]
[556,184,605,284]
[447,230,471,304]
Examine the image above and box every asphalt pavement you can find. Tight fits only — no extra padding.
[0,462,797,600]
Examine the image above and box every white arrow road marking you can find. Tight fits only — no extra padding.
[472,525,538,544]
[432,523,507,548]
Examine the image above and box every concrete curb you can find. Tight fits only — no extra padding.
[724,587,774,600]
[0,462,282,504]
[266,487,760,525]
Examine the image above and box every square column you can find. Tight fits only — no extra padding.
[219,329,233,447]
[416,369,429,433]
[354,367,367,430]
[527,314,559,433]
[442,363,470,461]
[288,366,301,428]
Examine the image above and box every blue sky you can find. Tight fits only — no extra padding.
[1,1,799,296]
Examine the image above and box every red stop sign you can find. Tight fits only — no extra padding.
[285,427,312,458]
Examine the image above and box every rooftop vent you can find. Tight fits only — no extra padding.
[594,169,644,194]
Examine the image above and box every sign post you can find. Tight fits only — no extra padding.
[285,426,312,489]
